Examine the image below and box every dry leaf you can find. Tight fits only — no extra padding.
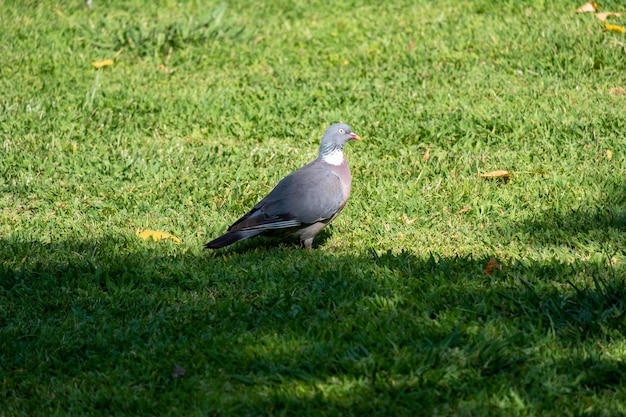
[606,149,613,160]
[458,207,470,214]
[576,1,598,13]
[158,64,171,74]
[609,87,626,95]
[401,213,417,224]
[422,148,430,162]
[91,59,114,69]
[603,23,626,33]
[138,229,181,243]
[595,12,623,21]
[476,170,510,180]
[484,258,502,275]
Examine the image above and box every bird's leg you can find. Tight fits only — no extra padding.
[302,238,314,251]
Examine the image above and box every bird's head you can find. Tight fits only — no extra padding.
[320,123,360,153]
[318,123,360,165]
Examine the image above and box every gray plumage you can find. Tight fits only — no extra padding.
[205,123,360,250]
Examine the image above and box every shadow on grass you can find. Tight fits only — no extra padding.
[1,234,625,415]
[514,206,626,248]
[510,177,626,248]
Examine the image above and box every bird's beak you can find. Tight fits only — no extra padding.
[350,133,361,141]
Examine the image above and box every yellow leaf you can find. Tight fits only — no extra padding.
[603,23,626,33]
[476,170,510,180]
[606,149,613,160]
[422,148,430,162]
[91,59,114,69]
[401,213,418,224]
[595,12,623,22]
[576,1,598,13]
[609,87,626,95]
[138,230,181,243]
[158,63,175,74]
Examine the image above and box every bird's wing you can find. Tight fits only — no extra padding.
[227,162,343,233]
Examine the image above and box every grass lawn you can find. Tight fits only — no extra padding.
[1,0,626,415]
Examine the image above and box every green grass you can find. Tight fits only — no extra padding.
[1,0,626,415]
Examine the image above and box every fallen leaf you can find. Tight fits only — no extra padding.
[91,59,114,69]
[172,365,186,379]
[158,63,175,74]
[603,23,626,33]
[484,258,502,275]
[458,207,470,214]
[138,229,181,243]
[576,1,598,13]
[476,170,510,180]
[609,87,626,95]
[595,12,623,21]
[606,149,613,160]
[401,213,418,224]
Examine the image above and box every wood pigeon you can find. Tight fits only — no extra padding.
[205,123,360,250]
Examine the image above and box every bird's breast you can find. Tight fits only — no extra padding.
[332,161,352,208]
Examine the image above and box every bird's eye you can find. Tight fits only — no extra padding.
[338,128,345,134]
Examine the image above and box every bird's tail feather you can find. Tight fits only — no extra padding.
[204,230,264,249]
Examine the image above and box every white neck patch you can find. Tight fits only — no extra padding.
[321,149,344,166]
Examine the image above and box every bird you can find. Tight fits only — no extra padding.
[205,123,360,250]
